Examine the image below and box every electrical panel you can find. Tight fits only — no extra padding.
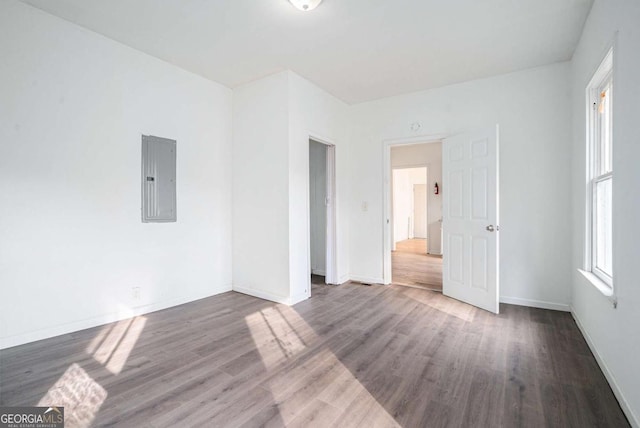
[141,135,177,223]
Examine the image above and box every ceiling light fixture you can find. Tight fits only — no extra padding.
[288,0,323,11]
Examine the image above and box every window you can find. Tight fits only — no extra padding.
[585,49,613,290]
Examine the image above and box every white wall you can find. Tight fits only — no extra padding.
[233,71,348,304]
[570,1,640,424]
[288,72,350,297]
[348,63,573,309]
[232,72,290,303]
[309,141,327,275]
[391,143,443,253]
[392,167,426,243]
[0,1,233,349]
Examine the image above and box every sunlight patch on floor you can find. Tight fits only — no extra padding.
[38,363,107,428]
[86,316,147,374]
[245,305,398,425]
[403,290,475,322]
[245,306,316,367]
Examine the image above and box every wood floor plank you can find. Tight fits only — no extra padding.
[286,399,342,428]
[392,239,443,291]
[460,368,506,427]
[0,282,629,427]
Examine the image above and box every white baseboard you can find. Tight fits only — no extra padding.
[232,285,311,306]
[0,284,233,350]
[338,274,350,285]
[233,285,292,305]
[571,308,638,427]
[311,269,326,276]
[290,292,310,305]
[349,275,384,285]
[499,296,570,312]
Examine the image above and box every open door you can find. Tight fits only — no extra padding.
[442,126,499,313]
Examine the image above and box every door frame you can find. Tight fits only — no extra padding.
[308,134,338,287]
[383,134,448,284]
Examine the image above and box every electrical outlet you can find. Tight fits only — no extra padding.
[132,286,141,300]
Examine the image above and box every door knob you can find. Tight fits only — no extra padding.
[486,225,495,232]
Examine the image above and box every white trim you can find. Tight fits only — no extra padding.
[0,284,232,350]
[350,275,384,285]
[392,161,432,170]
[325,144,338,285]
[311,269,326,276]
[338,274,350,284]
[233,285,291,305]
[584,39,616,301]
[499,296,570,312]
[578,269,617,306]
[308,132,334,147]
[384,134,448,146]
[290,292,309,306]
[571,308,639,427]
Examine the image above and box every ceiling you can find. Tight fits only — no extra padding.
[21,0,593,104]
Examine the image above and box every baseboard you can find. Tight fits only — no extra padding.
[290,292,310,305]
[0,284,233,350]
[232,286,310,306]
[338,274,350,285]
[499,296,570,312]
[233,285,291,305]
[349,275,384,285]
[311,269,326,276]
[571,308,639,427]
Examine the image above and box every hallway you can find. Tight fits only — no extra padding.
[392,239,442,291]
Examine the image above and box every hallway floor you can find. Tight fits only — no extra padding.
[392,238,443,292]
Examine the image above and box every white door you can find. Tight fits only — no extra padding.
[442,126,499,313]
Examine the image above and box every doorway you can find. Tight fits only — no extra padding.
[388,143,443,291]
[392,167,427,250]
[309,138,337,291]
[383,128,500,313]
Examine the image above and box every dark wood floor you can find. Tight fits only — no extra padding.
[393,238,443,291]
[0,283,628,427]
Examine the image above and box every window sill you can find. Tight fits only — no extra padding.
[578,269,617,307]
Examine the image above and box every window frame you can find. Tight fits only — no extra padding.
[591,171,612,284]
[584,48,614,292]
